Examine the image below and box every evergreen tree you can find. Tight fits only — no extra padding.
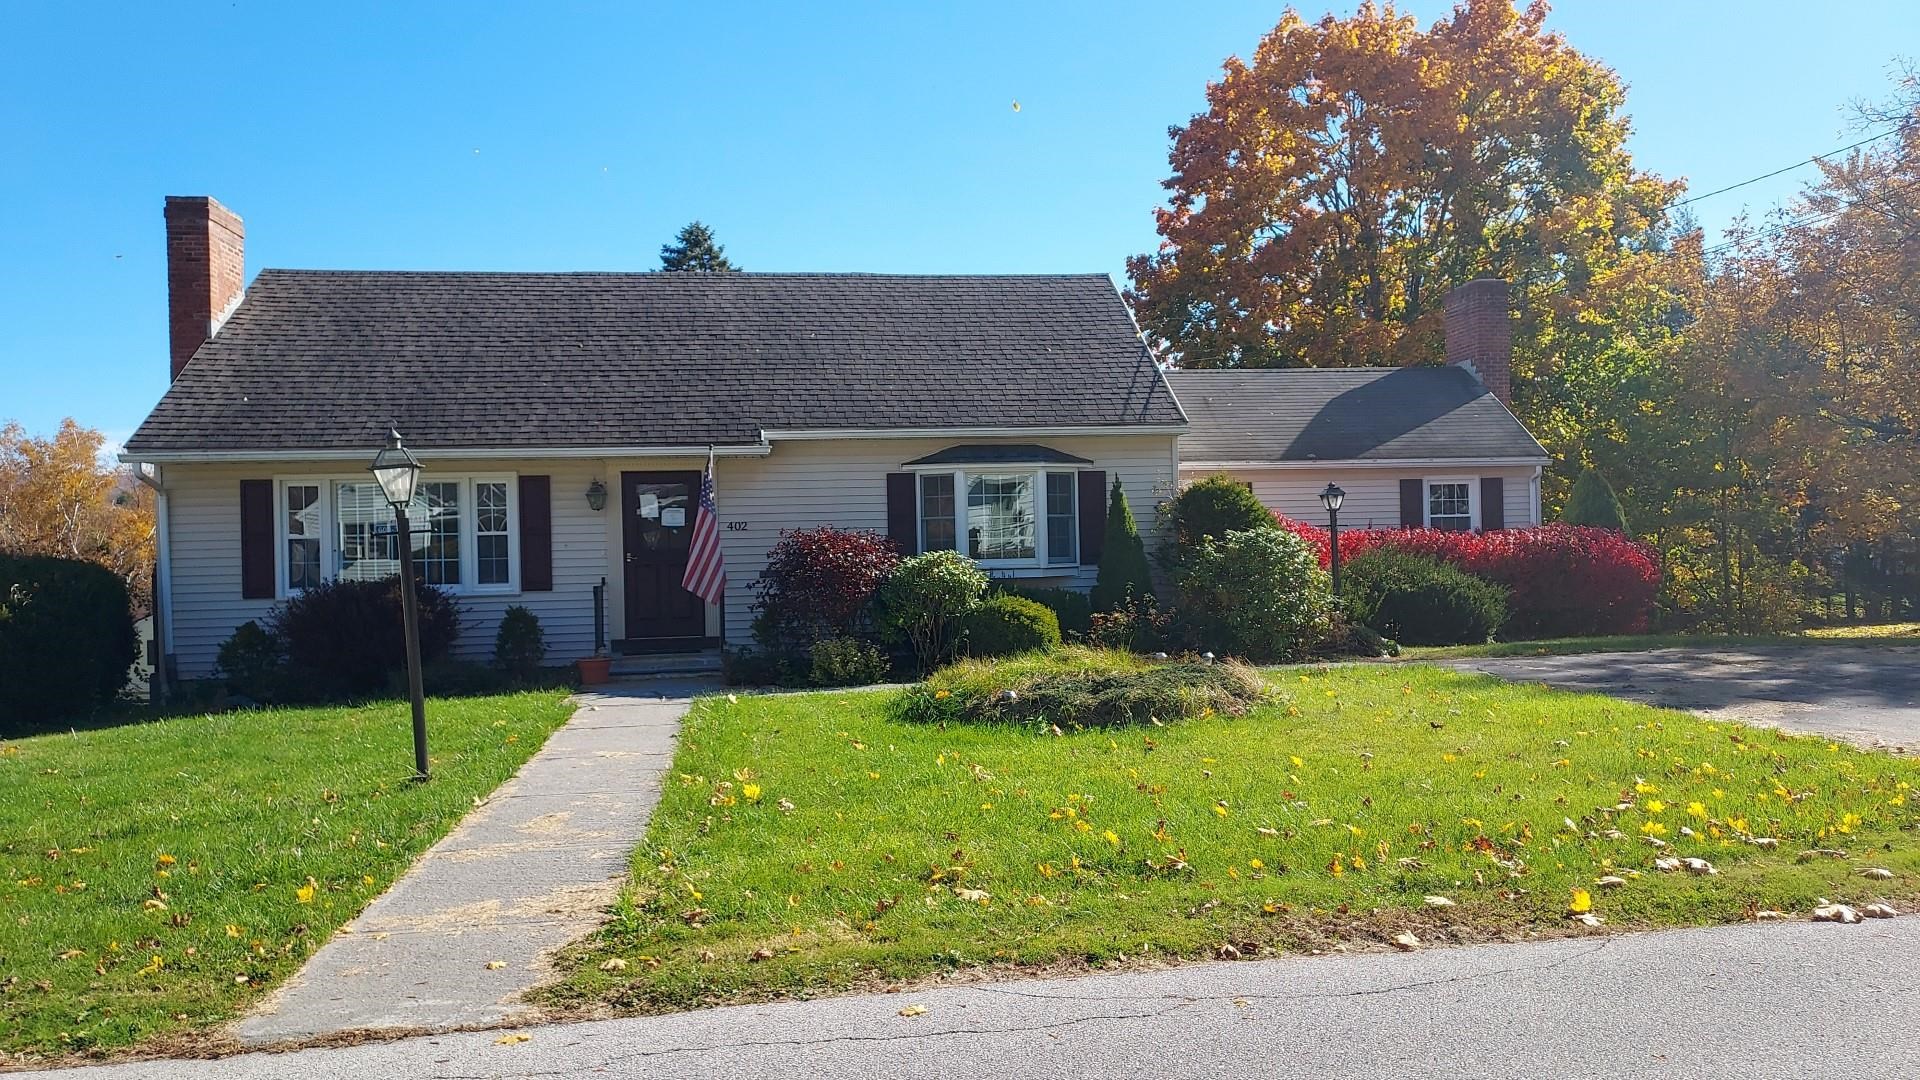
[659,221,738,272]
[1560,468,1629,533]
[1091,478,1154,612]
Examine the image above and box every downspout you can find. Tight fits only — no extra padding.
[1532,465,1542,527]
[135,463,172,700]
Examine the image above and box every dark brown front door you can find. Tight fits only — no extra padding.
[621,471,706,646]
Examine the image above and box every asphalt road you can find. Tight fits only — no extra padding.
[18,918,1918,1079]
[1450,645,1920,749]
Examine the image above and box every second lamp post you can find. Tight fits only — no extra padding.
[1319,482,1346,597]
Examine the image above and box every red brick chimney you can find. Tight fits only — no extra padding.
[1443,277,1512,408]
[164,196,245,381]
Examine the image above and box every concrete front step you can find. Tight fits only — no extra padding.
[607,650,723,679]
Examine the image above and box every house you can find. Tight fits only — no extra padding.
[125,197,1186,677]
[124,197,1548,680]
[1164,279,1548,531]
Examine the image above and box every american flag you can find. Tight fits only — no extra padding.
[681,458,726,606]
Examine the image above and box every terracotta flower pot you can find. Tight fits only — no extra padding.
[576,656,613,686]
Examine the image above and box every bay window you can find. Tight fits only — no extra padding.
[918,467,1079,568]
[276,474,517,596]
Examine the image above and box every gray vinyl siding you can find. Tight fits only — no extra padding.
[711,434,1180,646]
[158,435,1181,675]
[1178,465,1541,530]
[160,458,606,678]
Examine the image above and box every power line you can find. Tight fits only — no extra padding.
[1701,173,1920,259]
[1667,122,1912,212]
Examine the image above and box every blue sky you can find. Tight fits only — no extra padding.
[3,1,1914,445]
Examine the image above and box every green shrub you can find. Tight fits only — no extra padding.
[1167,474,1275,548]
[1173,527,1331,661]
[493,605,547,680]
[900,646,1266,731]
[1341,548,1508,646]
[215,620,285,701]
[1561,468,1629,533]
[808,637,892,687]
[0,554,136,727]
[877,549,989,672]
[1086,592,1171,653]
[960,594,1061,657]
[1091,477,1154,612]
[268,577,462,699]
[1314,615,1398,658]
[996,585,1093,638]
[722,647,792,688]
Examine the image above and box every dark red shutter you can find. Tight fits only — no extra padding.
[886,472,918,555]
[1077,471,1107,565]
[1399,479,1424,528]
[519,475,552,592]
[1480,477,1505,531]
[239,479,274,599]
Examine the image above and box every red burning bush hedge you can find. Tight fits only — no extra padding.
[1279,518,1659,638]
[750,527,902,655]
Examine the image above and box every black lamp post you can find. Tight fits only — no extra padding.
[1320,482,1346,597]
[370,429,429,780]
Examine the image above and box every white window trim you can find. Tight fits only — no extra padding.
[1423,477,1479,531]
[913,467,1080,569]
[273,473,520,599]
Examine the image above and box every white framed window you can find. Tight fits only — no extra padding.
[275,474,518,597]
[916,468,1078,568]
[1425,479,1476,532]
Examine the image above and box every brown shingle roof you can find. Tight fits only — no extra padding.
[126,270,1184,454]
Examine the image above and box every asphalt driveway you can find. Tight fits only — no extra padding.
[1449,645,1920,750]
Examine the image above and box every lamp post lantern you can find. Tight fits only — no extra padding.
[1319,482,1346,598]
[370,429,429,780]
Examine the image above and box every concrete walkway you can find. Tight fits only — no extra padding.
[233,682,706,1046]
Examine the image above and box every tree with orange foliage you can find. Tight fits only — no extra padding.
[0,419,155,610]
[1126,0,1677,391]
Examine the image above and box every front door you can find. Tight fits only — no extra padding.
[621,471,707,647]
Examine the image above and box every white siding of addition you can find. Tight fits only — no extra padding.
[1177,465,1543,530]
[160,458,608,678]
[710,434,1181,646]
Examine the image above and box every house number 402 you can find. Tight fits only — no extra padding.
[725,521,749,531]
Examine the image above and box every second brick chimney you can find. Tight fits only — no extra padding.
[1443,277,1512,408]
[165,196,245,381]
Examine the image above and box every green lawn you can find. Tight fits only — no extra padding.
[1402,623,1920,659]
[0,691,575,1063]
[545,665,1920,1016]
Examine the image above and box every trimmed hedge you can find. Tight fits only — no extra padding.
[960,594,1062,657]
[900,647,1266,731]
[1282,519,1659,638]
[996,585,1094,638]
[1341,548,1508,646]
[266,577,462,699]
[1166,474,1276,548]
[0,554,136,726]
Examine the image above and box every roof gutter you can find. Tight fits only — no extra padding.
[119,442,775,465]
[759,424,1187,441]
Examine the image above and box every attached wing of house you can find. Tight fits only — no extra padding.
[1167,364,1548,532]
[1163,280,1550,532]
